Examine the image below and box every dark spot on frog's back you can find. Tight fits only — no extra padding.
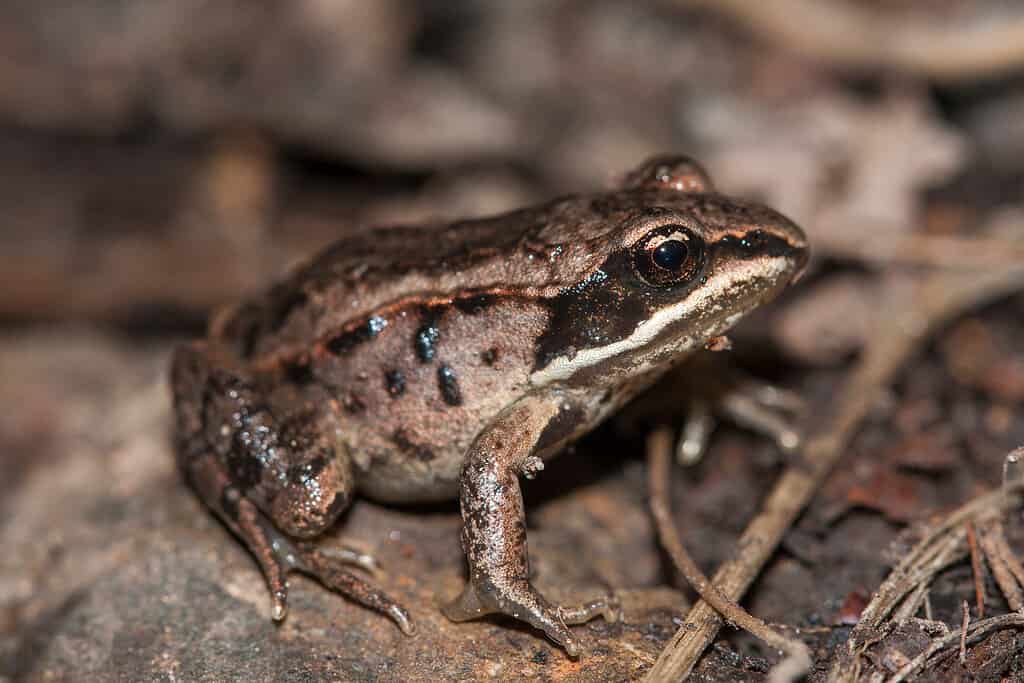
[454,293,496,315]
[392,428,435,462]
[327,315,387,355]
[437,364,463,406]
[481,347,499,366]
[415,322,441,362]
[385,369,406,397]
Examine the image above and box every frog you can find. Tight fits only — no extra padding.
[170,155,808,657]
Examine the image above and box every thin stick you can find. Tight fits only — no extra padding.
[645,427,811,683]
[644,265,1024,682]
[992,522,1024,591]
[977,520,1024,612]
[885,613,1024,683]
[959,601,970,664]
[829,476,1024,681]
[966,522,986,619]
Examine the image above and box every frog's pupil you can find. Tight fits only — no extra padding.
[653,240,688,270]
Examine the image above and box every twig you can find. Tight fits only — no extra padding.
[645,264,1024,682]
[959,601,970,664]
[977,519,1024,612]
[863,526,966,635]
[677,0,1024,82]
[884,612,1024,682]
[828,472,1024,681]
[645,427,811,683]
[965,522,985,618]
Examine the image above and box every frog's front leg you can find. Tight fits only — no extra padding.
[442,398,619,657]
[171,344,413,634]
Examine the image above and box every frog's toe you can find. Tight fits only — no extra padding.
[676,378,805,465]
[676,398,714,465]
[526,607,580,658]
[270,586,289,621]
[386,604,417,636]
[294,543,415,636]
[558,594,622,624]
[719,383,803,454]
[319,544,381,576]
[443,582,611,658]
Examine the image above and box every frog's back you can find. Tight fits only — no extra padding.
[208,198,609,502]
[218,204,554,359]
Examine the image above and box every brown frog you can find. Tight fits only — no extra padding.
[170,156,808,657]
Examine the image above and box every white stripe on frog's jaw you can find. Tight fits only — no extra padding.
[527,255,794,388]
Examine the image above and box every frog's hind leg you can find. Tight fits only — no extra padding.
[170,345,414,634]
[185,453,413,633]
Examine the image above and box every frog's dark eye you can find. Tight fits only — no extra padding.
[633,224,704,287]
[653,240,688,270]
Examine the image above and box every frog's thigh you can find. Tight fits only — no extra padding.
[176,344,354,539]
[443,396,618,658]
[262,423,355,540]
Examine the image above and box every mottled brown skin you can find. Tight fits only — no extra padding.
[170,155,808,657]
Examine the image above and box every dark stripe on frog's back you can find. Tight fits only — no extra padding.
[220,193,641,363]
[249,210,548,343]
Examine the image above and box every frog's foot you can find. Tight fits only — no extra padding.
[677,378,804,465]
[292,541,415,635]
[245,505,414,634]
[442,581,619,658]
[719,378,804,452]
[316,544,381,575]
[247,506,414,634]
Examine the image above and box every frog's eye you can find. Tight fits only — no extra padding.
[620,156,714,194]
[633,225,705,287]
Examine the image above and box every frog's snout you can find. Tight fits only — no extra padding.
[787,238,810,284]
[764,216,809,285]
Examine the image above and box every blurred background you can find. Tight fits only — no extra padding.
[3,2,1024,681]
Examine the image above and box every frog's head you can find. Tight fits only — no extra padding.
[530,155,808,387]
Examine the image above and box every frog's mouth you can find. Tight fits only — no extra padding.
[529,244,804,388]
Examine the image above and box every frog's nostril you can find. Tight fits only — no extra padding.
[770,218,809,282]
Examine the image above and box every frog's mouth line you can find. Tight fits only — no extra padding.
[528,254,797,387]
